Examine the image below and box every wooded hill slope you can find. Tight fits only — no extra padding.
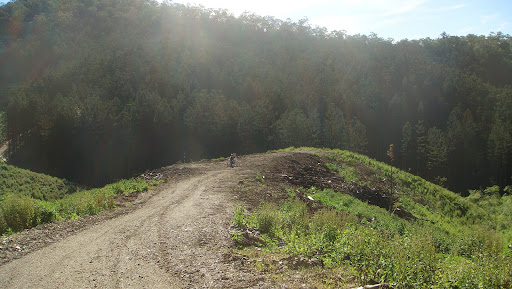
[1,0,511,191]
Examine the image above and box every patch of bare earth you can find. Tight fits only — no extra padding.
[234,151,406,214]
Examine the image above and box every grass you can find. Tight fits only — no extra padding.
[325,163,362,185]
[210,156,227,161]
[0,162,79,200]
[233,148,512,288]
[235,195,512,288]
[325,149,511,237]
[0,163,157,235]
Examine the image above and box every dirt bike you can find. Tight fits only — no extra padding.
[227,154,239,167]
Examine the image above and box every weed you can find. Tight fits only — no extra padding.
[255,172,265,183]
[326,163,361,184]
[233,205,247,228]
[231,231,244,246]
[254,203,279,234]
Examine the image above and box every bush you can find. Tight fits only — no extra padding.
[280,198,308,232]
[233,205,246,228]
[36,202,58,224]
[1,195,37,232]
[255,203,279,234]
[0,211,7,235]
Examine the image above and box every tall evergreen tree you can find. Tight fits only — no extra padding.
[415,120,428,175]
[488,115,512,186]
[427,127,448,180]
[400,121,412,170]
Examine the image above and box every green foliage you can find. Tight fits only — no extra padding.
[1,195,38,232]
[347,118,368,155]
[255,172,264,183]
[466,186,512,237]
[0,176,151,235]
[254,203,280,235]
[0,112,5,144]
[232,204,246,228]
[236,193,512,288]
[325,149,491,229]
[0,212,7,234]
[401,121,412,170]
[231,231,244,246]
[0,162,79,200]
[427,126,448,177]
[210,157,227,162]
[233,148,512,287]
[273,108,321,148]
[326,163,361,184]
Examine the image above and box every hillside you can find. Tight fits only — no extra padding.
[1,149,511,288]
[0,161,151,235]
[0,161,78,200]
[0,0,511,191]
[231,149,512,287]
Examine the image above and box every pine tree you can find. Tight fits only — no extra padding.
[401,121,412,170]
[427,127,448,180]
[348,118,368,154]
[415,120,427,175]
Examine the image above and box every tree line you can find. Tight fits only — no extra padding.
[0,0,511,192]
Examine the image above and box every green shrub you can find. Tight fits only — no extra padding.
[1,195,37,232]
[233,205,246,228]
[255,172,264,183]
[36,201,58,224]
[280,198,308,232]
[255,203,279,234]
[0,175,153,234]
[0,211,7,235]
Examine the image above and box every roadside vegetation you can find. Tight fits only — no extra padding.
[0,162,155,235]
[0,162,79,200]
[233,148,512,288]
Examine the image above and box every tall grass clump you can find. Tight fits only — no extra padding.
[254,203,280,235]
[1,195,38,232]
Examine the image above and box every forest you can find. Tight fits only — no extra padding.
[0,0,511,192]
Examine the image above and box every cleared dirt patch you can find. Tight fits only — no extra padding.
[235,152,401,214]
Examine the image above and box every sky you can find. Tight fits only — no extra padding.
[168,0,511,40]
[1,0,510,40]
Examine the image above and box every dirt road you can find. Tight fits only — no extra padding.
[0,153,283,288]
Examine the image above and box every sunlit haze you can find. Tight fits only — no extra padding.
[168,0,511,40]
